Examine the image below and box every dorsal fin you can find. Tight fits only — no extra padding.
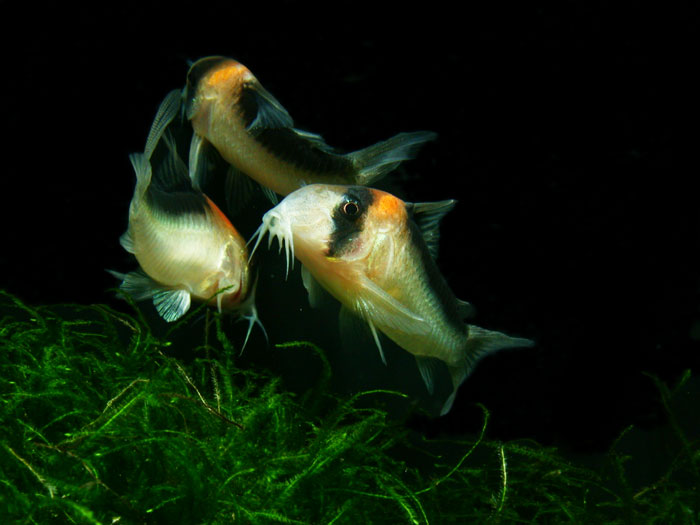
[243,80,294,133]
[144,131,210,217]
[406,199,457,259]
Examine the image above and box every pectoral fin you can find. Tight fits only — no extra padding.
[259,185,280,205]
[152,288,192,322]
[188,132,210,191]
[339,305,387,365]
[107,270,192,323]
[301,265,332,308]
[353,275,431,336]
[144,90,181,160]
[224,164,258,214]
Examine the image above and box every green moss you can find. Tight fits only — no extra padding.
[1,290,697,524]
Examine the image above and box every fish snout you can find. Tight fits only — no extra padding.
[248,208,296,278]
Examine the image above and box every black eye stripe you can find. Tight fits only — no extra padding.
[327,187,374,258]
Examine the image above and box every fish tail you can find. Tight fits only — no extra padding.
[350,131,437,185]
[441,325,533,415]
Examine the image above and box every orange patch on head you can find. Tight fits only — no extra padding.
[205,61,247,89]
[371,191,406,222]
[204,195,239,232]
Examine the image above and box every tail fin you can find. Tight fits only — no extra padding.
[349,131,437,186]
[441,325,534,415]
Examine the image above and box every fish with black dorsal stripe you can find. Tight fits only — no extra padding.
[249,184,533,414]
[183,56,437,201]
[109,91,263,347]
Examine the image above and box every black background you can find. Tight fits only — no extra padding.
[2,3,693,456]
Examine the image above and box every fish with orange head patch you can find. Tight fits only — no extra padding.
[183,56,437,201]
[250,184,533,414]
[110,91,264,347]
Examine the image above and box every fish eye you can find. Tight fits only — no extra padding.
[342,200,360,217]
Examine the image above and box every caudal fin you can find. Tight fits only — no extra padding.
[350,131,437,186]
[441,325,534,415]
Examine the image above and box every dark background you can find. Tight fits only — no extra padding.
[2,3,693,456]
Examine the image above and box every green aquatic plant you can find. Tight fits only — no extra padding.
[1,290,698,524]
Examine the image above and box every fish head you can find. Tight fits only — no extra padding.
[201,239,250,312]
[250,184,407,278]
[185,56,254,121]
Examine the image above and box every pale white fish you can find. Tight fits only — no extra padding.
[250,184,532,414]
[110,91,264,347]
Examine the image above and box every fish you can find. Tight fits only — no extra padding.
[110,90,263,346]
[249,184,533,414]
[183,56,438,201]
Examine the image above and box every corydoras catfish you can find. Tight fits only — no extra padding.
[183,56,437,200]
[250,184,532,414]
[110,91,262,345]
